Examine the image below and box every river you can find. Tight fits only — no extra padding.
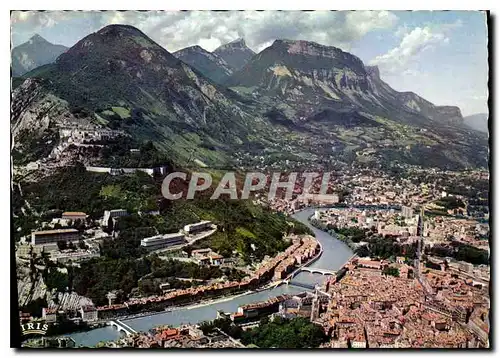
[66,208,354,347]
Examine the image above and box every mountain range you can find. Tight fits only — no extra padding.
[172,39,256,84]
[11,24,488,171]
[11,34,68,76]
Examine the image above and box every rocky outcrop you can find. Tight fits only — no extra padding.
[226,40,464,126]
[213,38,255,71]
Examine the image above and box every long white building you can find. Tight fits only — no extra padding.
[140,233,186,250]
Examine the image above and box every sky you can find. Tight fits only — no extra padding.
[11,10,488,116]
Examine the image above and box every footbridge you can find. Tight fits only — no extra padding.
[108,319,137,336]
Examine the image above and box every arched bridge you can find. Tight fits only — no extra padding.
[108,320,137,336]
[298,267,337,276]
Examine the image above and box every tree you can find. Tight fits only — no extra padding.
[382,266,400,277]
[45,268,69,292]
[241,317,327,348]
[355,245,370,257]
[57,240,67,251]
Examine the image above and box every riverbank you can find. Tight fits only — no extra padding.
[123,236,321,321]
[113,290,258,322]
[65,207,354,347]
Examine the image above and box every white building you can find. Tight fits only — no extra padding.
[80,305,98,322]
[102,209,128,227]
[183,221,212,234]
[140,233,186,250]
[62,212,88,221]
[351,339,367,348]
[26,162,40,170]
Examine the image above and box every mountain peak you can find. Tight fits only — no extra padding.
[214,38,252,52]
[55,23,182,74]
[258,39,366,75]
[12,34,68,76]
[271,39,344,55]
[229,38,246,46]
[213,38,255,71]
[96,24,149,38]
[175,45,207,54]
[29,33,48,44]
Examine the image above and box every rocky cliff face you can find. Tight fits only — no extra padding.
[213,38,255,71]
[11,34,68,76]
[366,66,464,125]
[11,78,86,143]
[173,45,233,84]
[11,78,98,165]
[227,40,464,126]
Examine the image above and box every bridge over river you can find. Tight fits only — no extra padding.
[296,267,336,276]
[108,320,138,336]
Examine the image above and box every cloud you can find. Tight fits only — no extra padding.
[344,10,398,39]
[401,69,423,77]
[370,26,448,74]
[11,11,72,28]
[11,10,399,52]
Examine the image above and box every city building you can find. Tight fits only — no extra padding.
[401,206,414,219]
[140,233,186,250]
[183,221,212,234]
[31,229,80,246]
[102,209,128,227]
[191,248,212,259]
[61,212,88,221]
[80,305,98,322]
[191,248,224,266]
[299,193,340,205]
[42,308,57,323]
